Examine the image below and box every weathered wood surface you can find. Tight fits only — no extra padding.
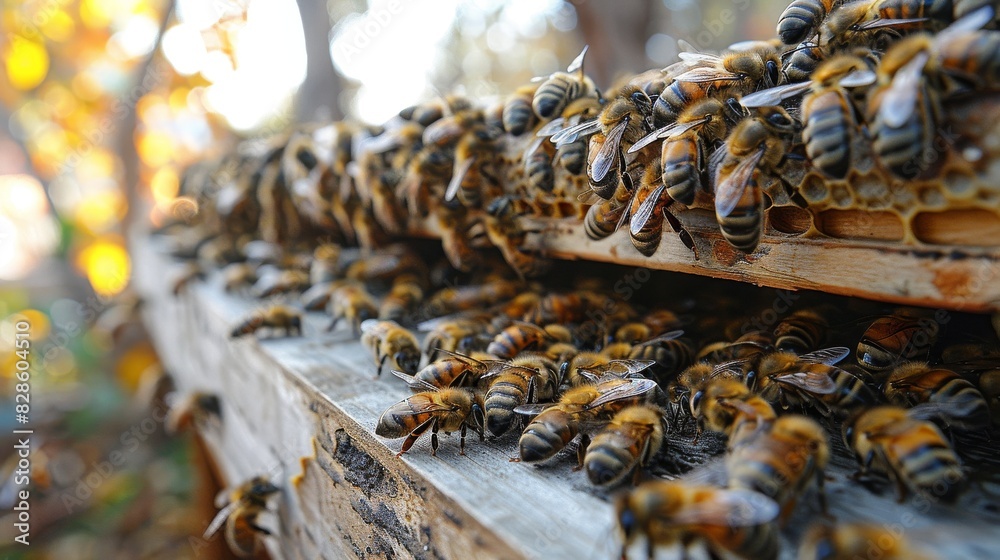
[133,237,1000,560]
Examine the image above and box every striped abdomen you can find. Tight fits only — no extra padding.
[662,137,702,205]
[519,407,581,463]
[803,90,853,179]
[883,421,966,502]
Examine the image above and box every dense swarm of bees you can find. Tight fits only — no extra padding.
[163,2,1000,558]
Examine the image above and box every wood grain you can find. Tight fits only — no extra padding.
[133,237,1000,560]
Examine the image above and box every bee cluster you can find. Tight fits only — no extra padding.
[160,2,1000,558]
[163,219,1000,558]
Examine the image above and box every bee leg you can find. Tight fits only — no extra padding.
[377,354,388,377]
[572,433,590,471]
[398,418,435,456]
[460,423,467,456]
[326,317,341,332]
[662,206,698,259]
[431,422,441,457]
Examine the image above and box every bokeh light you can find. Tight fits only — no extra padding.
[76,238,131,297]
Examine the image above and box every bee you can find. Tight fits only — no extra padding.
[631,98,745,207]
[697,330,776,364]
[818,0,926,51]
[857,313,940,371]
[419,315,494,362]
[351,206,388,254]
[375,384,486,456]
[426,281,520,316]
[481,354,561,436]
[540,96,604,175]
[584,404,667,487]
[748,347,880,417]
[434,199,483,273]
[326,284,378,335]
[798,522,934,560]
[502,84,539,135]
[487,321,555,359]
[483,196,549,279]
[782,42,827,83]
[204,476,280,559]
[230,305,303,338]
[689,378,759,434]
[743,56,877,179]
[726,414,830,520]
[523,136,556,194]
[583,173,636,240]
[444,124,503,208]
[628,333,697,379]
[223,262,256,292]
[165,392,222,434]
[517,377,659,463]
[778,0,841,45]
[379,274,425,322]
[399,146,453,218]
[396,350,497,391]
[883,362,992,431]
[422,107,484,147]
[310,243,342,284]
[655,46,781,125]
[587,87,655,198]
[772,308,832,355]
[524,290,602,325]
[410,94,474,128]
[615,481,780,560]
[251,269,310,298]
[360,319,421,376]
[844,405,967,502]
[866,9,995,178]
[712,106,800,253]
[532,45,599,120]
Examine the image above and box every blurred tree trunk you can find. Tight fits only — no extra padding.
[574,0,654,87]
[295,0,343,123]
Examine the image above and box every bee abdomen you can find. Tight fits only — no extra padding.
[892,426,966,502]
[485,380,529,435]
[777,0,826,45]
[804,98,851,178]
[503,100,535,135]
[936,379,992,429]
[585,439,635,486]
[519,413,578,463]
[719,211,763,253]
[662,139,700,205]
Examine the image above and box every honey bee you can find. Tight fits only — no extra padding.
[523,136,556,194]
[481,354,560,436]
[583,174,635,240]
[434,199,482,273]
[655,46,782,125]
[798,522,934,560]
[375,384,486,456]
[857,312,940,371]
[778,0,841,44]
[419,315,493,361]
[712,106,800,253]
[584,404,667,487]
[426,281,520,316]
[395,350,497,391]
[844,405,967,501]
[344,250,424,282]
[204,476,280,559]
[628,333,697,379]
[772,308,832,355]
[532,45,599,120]
[744,55,877,178]
[410,94,474,128]
[502,84,539,136]
[310,243,342,284]
[422,107,484,147]
[818,0,926,51]
[483,196,549,279]
[230,305,303,338]
[883,362,992,431]
[223,262,256,292]
[379,274,425,322]
[516,377,659,463]
[326,284,378,335]
[868,7,995,178]
[782,42,827,83]
[360,319,421,376]
[251,269,310,298]
[748,347,880,417]
[165,392,222,434]
[689,378,758,434]
[444,124,502,208]
[399,146,453,218]
[351,206,388,254]
[726,414,829,519]
[487,321,554,359]
[539,96,604,175]
[615,481,780,560]
[697,330,776,364]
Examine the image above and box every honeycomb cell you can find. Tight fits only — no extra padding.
[815,210,904,241]
[912,210,1000,246]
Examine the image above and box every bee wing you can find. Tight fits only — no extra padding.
[444,156,476,201]
[204,502,238,539]
[669,488,780,527]
[773,371,838,394]
[676,51,719,65]
[536,117,567,138]
[391,370,439,392]
[628,125,672,154]
[553,118,602,147]
[480,365,537,383]
[359,132,403,155]
[628,119,706,154]
[711,359,749,378]
[577,188,602,204]
[904,401,954,422]
[514,402,556,416]
[359,318,382,334]
[880,51,930,128]
[674,67,742,84]
[940,5,994,39]
[567,44,589,74]
[431,348,488,367]
[839,69,877,88]
[714,145,766,218]
[584,378,658,410]
[590,117,630,183]
[799,346,851,365]
[629,184,666,236]
[634,330,686,347]
[580,359,657,379]
[740,82,811,108]
[855,17,928,31]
